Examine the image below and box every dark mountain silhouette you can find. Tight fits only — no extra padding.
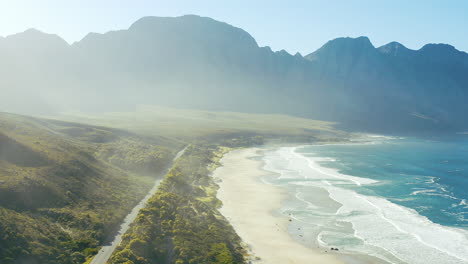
[1,15,467,133]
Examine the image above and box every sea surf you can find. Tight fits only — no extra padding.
[261,136,468,264]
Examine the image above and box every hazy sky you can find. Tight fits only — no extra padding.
[0,0,467,54]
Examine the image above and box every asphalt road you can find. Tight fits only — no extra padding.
[90,146,187,264]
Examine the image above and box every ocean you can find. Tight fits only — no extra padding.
[261,136,468,264]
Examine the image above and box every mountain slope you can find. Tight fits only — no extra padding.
[0,113,177,264]
[1,15,467,133]
[305,36,468,132]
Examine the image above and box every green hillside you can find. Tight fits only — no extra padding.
[0,113,178,264]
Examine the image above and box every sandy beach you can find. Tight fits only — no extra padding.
[214,147,345,264]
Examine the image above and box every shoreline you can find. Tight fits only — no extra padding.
[213,147,381,264]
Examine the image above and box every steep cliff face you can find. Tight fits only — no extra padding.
[1,15,468,133]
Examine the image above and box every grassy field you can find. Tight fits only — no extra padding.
[51,105,345,141]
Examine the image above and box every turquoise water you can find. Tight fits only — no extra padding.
[262,136,468,264]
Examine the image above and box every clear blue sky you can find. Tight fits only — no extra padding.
[0,0,467,54]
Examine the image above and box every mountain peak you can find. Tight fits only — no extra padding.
[16,28,64,40]
[6,28,45,39]
[305,36,375,61]
[420,43,457,53]
[23,28,42,34]
[418,43,467,62]
[125,15,258,49]
[276,49,292,56]
[354,36,372,43]
[325,36,374,48]
[130,15,204,29]
[129,14,230,33]
[378,41,414,56]
[4,28,69,48]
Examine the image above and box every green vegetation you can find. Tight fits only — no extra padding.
[108,145,246,264]
[52,105,344,140]
[0,107,347,263]
[0,113,179,264]
[96,141,173,175]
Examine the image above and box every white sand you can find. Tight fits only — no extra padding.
[214,148,344,264]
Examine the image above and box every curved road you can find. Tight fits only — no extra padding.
[90,146,187,264]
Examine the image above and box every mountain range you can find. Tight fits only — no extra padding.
[1,15,467,133]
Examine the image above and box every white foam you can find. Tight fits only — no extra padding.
[410,189,437,196]
[460,199,468,208]
[262,146,468,264]
[426,176,437,184]
[350,133,405,142]
[295,192,320,209]
[317,231,327,247]
[289,147,378,186]
[411,188,461,201]
[329,186,468,264]
[360,134,403,140]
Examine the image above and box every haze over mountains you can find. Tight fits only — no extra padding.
[1,15,467,133]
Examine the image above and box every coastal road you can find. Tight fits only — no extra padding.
[90,146,187,264]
